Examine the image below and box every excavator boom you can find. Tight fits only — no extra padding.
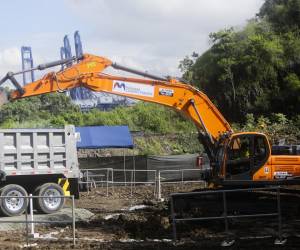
[1,53,232,144]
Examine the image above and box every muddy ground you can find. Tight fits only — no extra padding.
[0,184,300,249]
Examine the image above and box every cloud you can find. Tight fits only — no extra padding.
[0,0,264,82]
[0,48,19,65]
[0,32,66,81]
[0,47,20,75]
[65,0,264,76]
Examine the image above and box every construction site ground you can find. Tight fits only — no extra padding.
[0,184,300,249]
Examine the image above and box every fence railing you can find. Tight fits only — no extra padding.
[80,168,206,199]
[79,168,112,195]
[170,187,286,246]
[80,168,157,196]
[0,195,76,246]
[112,168,157,196]
[157,169,206,200]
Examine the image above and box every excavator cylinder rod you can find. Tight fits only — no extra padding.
[36,56,78,70]
[5,56,82,77]
[0,56,83,94]
[112,62,167,81]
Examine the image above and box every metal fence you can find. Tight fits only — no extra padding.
[80,168,157,196]
[112,168,157,196]
[79,168,112,195]
[0,195,76,246]
[170,187,286,246]
[157,169,206,200]
[80,168,206,199]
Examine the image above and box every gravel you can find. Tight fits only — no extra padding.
[0,208,94,231]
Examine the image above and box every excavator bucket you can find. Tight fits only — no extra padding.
[0,89,9,107]
[0,73,14,107]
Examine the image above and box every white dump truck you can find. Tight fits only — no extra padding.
[0,125,80,216]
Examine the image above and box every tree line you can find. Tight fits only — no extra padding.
[179,0,300,122]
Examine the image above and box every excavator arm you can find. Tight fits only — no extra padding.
[0,53,232,158]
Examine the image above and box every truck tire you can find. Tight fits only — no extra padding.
[0,184,28,217]
[34,183,65,214]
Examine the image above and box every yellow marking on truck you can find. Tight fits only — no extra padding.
[58,178,70,196]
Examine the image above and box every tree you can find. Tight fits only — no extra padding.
[179,0,300,122]
[259,0,300,32]
[0,93,80,124]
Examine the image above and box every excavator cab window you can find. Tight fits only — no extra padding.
[225,134,269,180]
[253,136,268,166]
[226,136,251,176]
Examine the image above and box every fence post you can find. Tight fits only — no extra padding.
[101,170,104,188]
[72,195,76,246]
[132,150,136,188]
[153,171,157,197]
[123,149,127,186]
[277,187,282,241]
[30,194,34,235]
[220,191,235,247]
[111,168,115,193]
[130,170,133,197]
[181,170,184,188]
[86,170,89,194]
[274,187,286,245]
[222,191,229,234]
[170,195,177,241]
[157,171,161,200]
[25,197,29,246]
[29,194,39,238]
[106,169,109,197]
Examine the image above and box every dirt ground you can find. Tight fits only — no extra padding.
[0,184,300,249]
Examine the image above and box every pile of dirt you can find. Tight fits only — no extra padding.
[0,184,300,249]
[0,208,94,231]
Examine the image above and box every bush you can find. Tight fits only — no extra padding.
[235,113,300,145]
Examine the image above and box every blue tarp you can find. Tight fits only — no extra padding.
[75,126,134,149]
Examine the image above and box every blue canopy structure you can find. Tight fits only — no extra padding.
[75,126,134,149]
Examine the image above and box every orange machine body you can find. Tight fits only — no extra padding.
[253,156,300,181]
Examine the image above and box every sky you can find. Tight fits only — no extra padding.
[0,0,264,80]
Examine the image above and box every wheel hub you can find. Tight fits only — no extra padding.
[5,190,24,212]
[43,188,61,210]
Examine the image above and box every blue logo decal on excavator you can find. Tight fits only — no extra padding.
[113,82,125,90]
[112,80,155,97]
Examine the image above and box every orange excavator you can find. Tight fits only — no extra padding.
[1,53,300,186]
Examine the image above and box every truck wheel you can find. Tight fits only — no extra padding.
[34,183,65,214]
[0,184,28,217]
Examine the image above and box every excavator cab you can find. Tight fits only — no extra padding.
[222,132,270,184]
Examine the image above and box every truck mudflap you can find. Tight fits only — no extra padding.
[58,178,80,199]
[58,178,70,196]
